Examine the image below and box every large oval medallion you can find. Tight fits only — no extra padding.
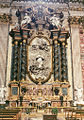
[28,37,52,84]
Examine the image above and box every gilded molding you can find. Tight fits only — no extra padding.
[69,16,84,27]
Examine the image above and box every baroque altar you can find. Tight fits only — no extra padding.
[7,3,71,110]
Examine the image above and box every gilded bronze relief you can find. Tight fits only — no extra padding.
[28,36,52,84]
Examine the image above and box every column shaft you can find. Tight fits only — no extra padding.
[53,41,61,81]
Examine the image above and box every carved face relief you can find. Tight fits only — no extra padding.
[28,37,52,83]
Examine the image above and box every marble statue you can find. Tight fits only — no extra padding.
[74,86,84,105]
[50,15,61,28]
[0,85,6,103]
[21,14,31,26]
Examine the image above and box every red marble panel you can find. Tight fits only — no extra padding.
[79,27,84,99]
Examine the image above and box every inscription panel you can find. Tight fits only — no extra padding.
[43,115,56,120]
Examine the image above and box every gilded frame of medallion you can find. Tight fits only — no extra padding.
[27,35,53,84]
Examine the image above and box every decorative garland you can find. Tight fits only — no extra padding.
[11,0,84,4]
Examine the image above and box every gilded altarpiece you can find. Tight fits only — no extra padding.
[8,5,71,110]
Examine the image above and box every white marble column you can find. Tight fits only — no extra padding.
[71,25,83,102]
[67,37,73,100]
[6,25,14,97]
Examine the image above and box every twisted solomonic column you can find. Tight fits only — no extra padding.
[53,40,61,81]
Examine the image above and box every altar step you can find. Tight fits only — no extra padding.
[28,112,43,120]
[0,109,20,120]
[29,111,65,120]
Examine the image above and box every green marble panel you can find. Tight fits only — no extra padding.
[12,87,18,95]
